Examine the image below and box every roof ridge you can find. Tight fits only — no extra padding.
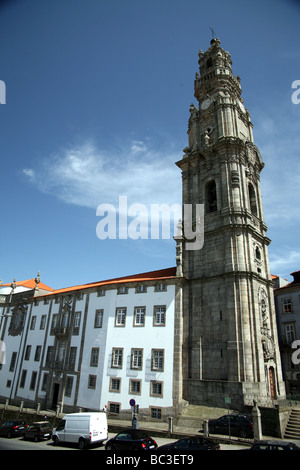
[0,278,54,291]
[35,267,177,297]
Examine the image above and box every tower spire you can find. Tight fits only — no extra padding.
[176,40,286,410]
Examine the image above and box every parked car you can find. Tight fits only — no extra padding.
[105,429,157,451]
[0,420,28,438]
[159,436,220,451]
[23,421,53,442]
[249,440,300,450]
[208,414,253,438]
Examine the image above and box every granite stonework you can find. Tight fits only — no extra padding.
[176,38,286,410]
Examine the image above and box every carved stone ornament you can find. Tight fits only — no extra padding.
[262,333,275,361]
[259,288,275,361]
[8,304,28,337]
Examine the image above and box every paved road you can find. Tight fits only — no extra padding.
[0,433,249,451]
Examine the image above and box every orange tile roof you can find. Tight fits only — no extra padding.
[38,267,177,297]
[0,279,54,292]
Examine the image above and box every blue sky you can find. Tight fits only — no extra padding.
[0,0,299,289]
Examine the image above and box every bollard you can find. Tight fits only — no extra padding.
[203,419,209,437]
[168,417,173,434]
[19,401,24,412]
[5,399,9,409]
[56,404,60,417]
[37,403,41,414]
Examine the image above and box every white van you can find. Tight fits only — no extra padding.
[52,412,108,449]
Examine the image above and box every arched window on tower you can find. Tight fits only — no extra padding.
[206,58,213,68]
[248,183,258,216]
[206,180,217,213]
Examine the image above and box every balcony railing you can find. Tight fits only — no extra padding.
[53,326,69,338]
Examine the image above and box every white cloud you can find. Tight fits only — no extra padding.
[130,140,148,154]
[22,168,35,181]
[22,138,182,210]
[269,249,300,280]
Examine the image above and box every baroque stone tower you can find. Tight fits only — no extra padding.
[176,38,286,409]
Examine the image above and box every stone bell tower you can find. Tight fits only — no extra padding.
[176,38,285,409]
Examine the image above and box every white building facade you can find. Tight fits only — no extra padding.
[274,271,300,396]
[0,268,183,420]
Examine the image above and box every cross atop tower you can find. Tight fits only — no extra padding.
[209,26,216,39]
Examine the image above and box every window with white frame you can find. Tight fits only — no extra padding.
[30,316,36,330]
[136,284,147,293]
[61,311,69,327]
[65,376,73,396]
[20,370,27,388]
[131,349,143,369]
[40,315,46,330]
[151,349,164,371]
[30,371,37,390]
[109,402,120,414]
[134,307,145,326]
[94,309,104,328]
[56,342,66,364]
[285,324,296,345]
[153,306,166,326]
[69,347,77,366]
[88,374,97,389]
[90,347,100,367]
[129,379,141,395]
[41,373,48,392]
[112,348,123,368]
[155,283,166,292]
[46,346,54,365]
[25,345,31,360]
[9,352,17,372]
[110,377,121,392]
[97,288,105,297]
[115,308,126,326]
[74,312,81,328]
[34,345,42,361]
[51,314,58,331]
[283,298,293,314]
[118,285,128,295]
[150,380,163,397]
[151,407,162,420]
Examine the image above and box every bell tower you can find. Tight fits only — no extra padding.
[176,38,285,409]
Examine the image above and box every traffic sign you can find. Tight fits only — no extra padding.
[129,398,136,407]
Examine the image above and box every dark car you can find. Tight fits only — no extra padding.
[23,421,53,442]
[250,440,300,450]
[208,414,253,438]
[0,420,28,438]
[105,429,157,451]
[159,436,220,451]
